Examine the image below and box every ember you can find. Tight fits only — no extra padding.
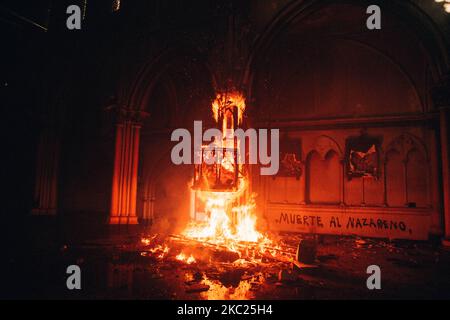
[176,252,196,264]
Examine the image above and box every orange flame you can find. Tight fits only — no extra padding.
[211,91,246,125]
[176,252,196,264]
[182,90,273,256]
[183,179,273,255]
[200,275,256,300]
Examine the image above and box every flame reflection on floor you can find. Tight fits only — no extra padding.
[139,231,295,300]
[201,277,253,300]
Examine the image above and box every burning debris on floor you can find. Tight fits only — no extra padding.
[136,228,343,300]
[136,230,306,299]
[101,230,445,300]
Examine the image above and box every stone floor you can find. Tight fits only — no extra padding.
[3,217,450,299]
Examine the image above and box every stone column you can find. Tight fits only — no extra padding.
[31,128,60,215]
[109,108,147,225]
[432,79,450,245]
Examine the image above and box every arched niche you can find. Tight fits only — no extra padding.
[305,135,343,160]
[385,133,428,161]
[306,149,341,204]
[385,149,405,207]
[406,149,428,207]
[384,133,429,208]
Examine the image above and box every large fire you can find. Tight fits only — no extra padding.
[140,91,288,277]
[183,179,270,246]
[182,90,273,252]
